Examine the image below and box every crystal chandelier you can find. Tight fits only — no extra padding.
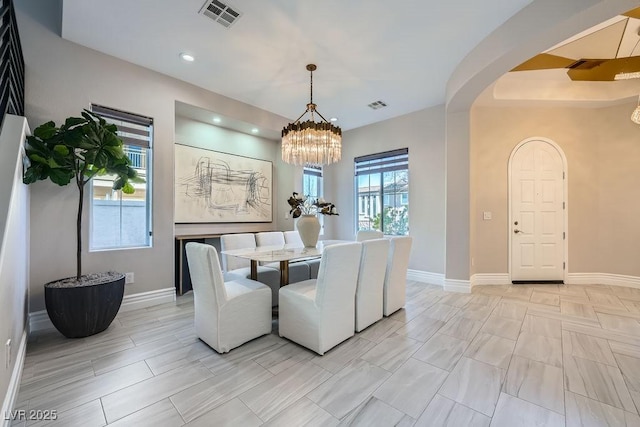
[282,64,342,166]
[632,95,640,124]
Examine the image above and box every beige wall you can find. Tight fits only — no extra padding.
[16,0,294,312]
[446,0,637,283]
[325,106,446,274]
[471,102,640,276]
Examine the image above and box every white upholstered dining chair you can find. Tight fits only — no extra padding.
[220,233,280,306]
[356,229,384,241]
[383,236,413,316]
[255,231,310,284]
[355,238,390,332]
[284,230,321,279]
[279,242,362,355]
[185,242,271,353]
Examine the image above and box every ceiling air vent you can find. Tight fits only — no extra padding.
[199,0,242,28]
[368,100,388,110]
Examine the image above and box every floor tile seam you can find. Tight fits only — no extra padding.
[512,349,564,369]
[366,362,422,419]
[501,386,566,417]
[19,360,95,387]
[96,397,108,426]
[621,376,640,415]
[563,344,620,368]
[562,385,631,415]
[91,343,189,377]
[567,388,640,420]
[102,370,213,424]
[250,378,327,424]
[564,353,637,412]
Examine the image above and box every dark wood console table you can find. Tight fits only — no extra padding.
[175,233,222,295]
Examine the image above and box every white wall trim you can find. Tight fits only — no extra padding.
[567,273,640,289]
[407,269,445,286]
[444,279,471,293]
[28,311,53,333]
[119,287,176,313]
[29,287,177,332]
[471,273,511,287]
[1,331,27,427]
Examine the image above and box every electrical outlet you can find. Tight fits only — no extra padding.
[5,339,11,369]
[125,272,134,284]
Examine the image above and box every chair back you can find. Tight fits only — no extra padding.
[356,230,384,242]
[356,238,390,315]
[185,243,227,308]
[283,230,303,246]
[315,242,362,310]
[384,236,413,312]
[220,233,256,270]
[255,231,285,247]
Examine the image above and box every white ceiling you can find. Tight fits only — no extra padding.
[61,0,534,131]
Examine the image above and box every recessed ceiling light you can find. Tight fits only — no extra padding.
[330,117,338,122]
[251,128,259,134]
[180,53,195,62]
[213,117,221,123]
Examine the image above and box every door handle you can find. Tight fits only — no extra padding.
[514,229,521,234]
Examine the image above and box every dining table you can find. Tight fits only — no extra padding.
[221,240,346,286]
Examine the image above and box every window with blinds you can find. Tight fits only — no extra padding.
[89,104,153,250]
[354,148,408,235]
[303,165,325,234]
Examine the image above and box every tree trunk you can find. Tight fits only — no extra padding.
[77,184,83,280]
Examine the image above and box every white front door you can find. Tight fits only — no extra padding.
[510,139,565,281]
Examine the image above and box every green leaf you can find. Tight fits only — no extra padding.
[64,116,86,128]
[53,145,70,156]
[48,168,73,186]
[33,122,58,140]
[122,182,135,194]
[29,153,49,164]
[112,176,124,190]
[23,164,45,184]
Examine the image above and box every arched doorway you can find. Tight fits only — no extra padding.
[509,138,567,283]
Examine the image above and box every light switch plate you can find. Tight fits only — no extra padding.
[483,211,492,220]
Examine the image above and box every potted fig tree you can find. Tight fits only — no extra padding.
[23,110,142,338]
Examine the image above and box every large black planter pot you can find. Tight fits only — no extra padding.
[44,272,125,338]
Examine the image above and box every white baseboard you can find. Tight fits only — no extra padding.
[119,287,176,313]
[2,331,27,427]
[566,273,640,288]
[407,269,445,286]
[29,287,177,332]
[471,273,511,287]
[28,311,53,333]
[444,279,471,293]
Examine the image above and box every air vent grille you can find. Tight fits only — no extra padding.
[368,100,388,110]
[200,0,242,28]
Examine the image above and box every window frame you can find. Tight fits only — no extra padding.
[302,165,324,234]
[354,148,409,235]
[89,104,153,251]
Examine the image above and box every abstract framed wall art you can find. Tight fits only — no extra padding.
[174,144,272,223]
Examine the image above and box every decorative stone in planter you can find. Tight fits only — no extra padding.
[44,272,125,338]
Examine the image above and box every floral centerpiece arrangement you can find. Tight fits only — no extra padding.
[287,192,338,218]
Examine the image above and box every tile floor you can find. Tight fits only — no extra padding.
[11,282,640,426]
